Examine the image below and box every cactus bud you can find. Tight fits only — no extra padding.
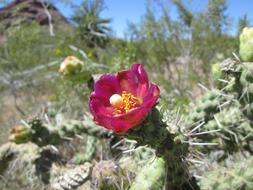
[9,125,32,144]
[59,56,84,76]
[239,27,253,62]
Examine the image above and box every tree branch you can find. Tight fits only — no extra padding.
[39,0,55,37]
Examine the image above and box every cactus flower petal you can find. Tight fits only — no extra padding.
[89,64,160,133]
[131,64,149,98]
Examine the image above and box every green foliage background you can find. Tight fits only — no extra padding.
[0,0,247,142]
[0,0,252,189]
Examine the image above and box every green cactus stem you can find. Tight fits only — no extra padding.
[199,156,253,190]
[124,108,193,190]
[9,116,110,147]
[239,27,253,62]
[187,89,226,124]
[72,135,97,164]
[129,157,166,190]
[196,107,253,154]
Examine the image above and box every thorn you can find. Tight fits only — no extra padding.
[218,133,230,140]
[198,83,209,91]
[123,145,148,154]
[225,129,239,144]
[239,87,248,101]
[214,115,222,128]
[182,141,218,146]
[190,121,205,134]
[232,52,241,62]
[49,145,59,153]
[218,100,231,109]
[62,136,73,141]
[44,114,50,124]
[193,129,221,136]
[75,134,84,139]
[111,139,124,149]
[187,159,205,164]
[194,175,203,179]
[218,79,229,84]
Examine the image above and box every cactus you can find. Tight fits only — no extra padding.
[199,156,253,190]
[9,124,32,144]
[4,41,253,189]
[186,58,253,158]
[124,108,196,190]
[212,63,223,87]
[51,162,92,190]
[72,135,97,164]
[0,142,61,189]
[57,118,109,139]
[7,116,109,147]
[28,119,62,146]
[187,89,226,124]
[239,27,253,62]
[129,157,166,190]
[91,160,131,190]
[197,107,253,154]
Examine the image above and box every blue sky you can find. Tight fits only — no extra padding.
[55,0,253,38]
[0,0,250,37]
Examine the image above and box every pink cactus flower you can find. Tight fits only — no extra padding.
[89,64,160,134]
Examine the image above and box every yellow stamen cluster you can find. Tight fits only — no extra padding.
[110,91,140,114]
[121,91,138,112]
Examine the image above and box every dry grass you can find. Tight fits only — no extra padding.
[0,85,54,145]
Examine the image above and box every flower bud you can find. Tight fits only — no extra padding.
[239,27,253,62]
[59,56,84,76]
[9,125,32,144]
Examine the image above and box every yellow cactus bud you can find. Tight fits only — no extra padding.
[239,27,253,62]
[59,56,84,76]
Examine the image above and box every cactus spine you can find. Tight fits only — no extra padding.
[200,156,253,190]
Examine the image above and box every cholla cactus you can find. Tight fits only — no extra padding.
[129,157,165,190]
[0,142,62,189]
[72,135,97,164]
[6,53,253,190]
[239,27,253,62]
[92,160,124,189]
[187,57,253,159]
[28,118,62,146]
[199,156,253,190]
[199,107,252,153]
[8,115,109,147]
[88,63,201,189]
[187,90,226,124]
[9,124,32,144]
[51,163,92,190]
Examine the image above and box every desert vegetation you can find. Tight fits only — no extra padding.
[0,0,253,189]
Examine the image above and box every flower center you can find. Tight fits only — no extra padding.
[110,91,141,114]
